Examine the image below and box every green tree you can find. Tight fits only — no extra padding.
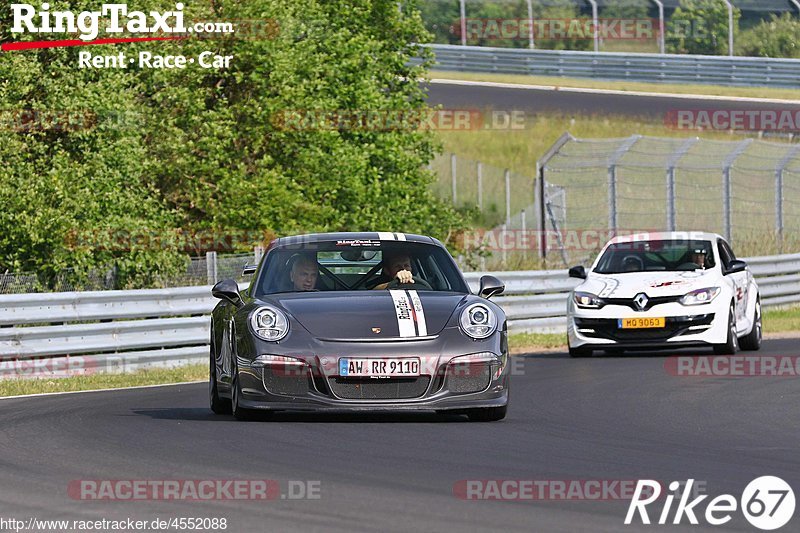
[737,13,800,59]
[668,0,741,55]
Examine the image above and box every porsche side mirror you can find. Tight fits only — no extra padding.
[726,260,747,275]
[479,275,504,299]
[568,265,587,279]
[212,278,243,306]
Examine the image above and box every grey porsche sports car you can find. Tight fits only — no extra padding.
[209,232,509,421]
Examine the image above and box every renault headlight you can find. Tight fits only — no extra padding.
[249,306,289,341]
[573,292,605,309]
[460,303,498,339]
[680,287,721,306]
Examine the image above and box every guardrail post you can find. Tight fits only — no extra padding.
[206,251,218,285]
[450,153,457,206]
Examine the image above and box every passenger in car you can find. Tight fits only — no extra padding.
[290,254,320,291]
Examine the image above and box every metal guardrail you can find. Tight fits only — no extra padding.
[426,44,800,88]
[1,255,798,377]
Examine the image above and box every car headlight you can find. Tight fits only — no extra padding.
[249,306,289,341]
[573,291,605,309]
[459,303,498,339]
[680,287,721,306]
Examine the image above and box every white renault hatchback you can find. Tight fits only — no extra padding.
[567,232,761,357]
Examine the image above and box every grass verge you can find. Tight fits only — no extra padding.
[430,71,800,101]
[0,363,206,398]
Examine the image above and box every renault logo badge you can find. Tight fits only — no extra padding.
[634,293,649,311]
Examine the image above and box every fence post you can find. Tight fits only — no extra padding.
[526,0,535,49]
[776,168,784,254]
[206,251,218,285]
[537,162,546,260]
[722,168,732,243]
[254,246,264,265]
[608,165,618,232]
[504,169,511,225]
[451,153,458,206]
[666,168,676,231]
[477,161,483,210]
[459,0,467,46]
[521,209,527,261]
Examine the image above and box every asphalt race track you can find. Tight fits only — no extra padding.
[2,339,798,532]
[426,80,800,118]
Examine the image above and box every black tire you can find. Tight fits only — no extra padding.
[209,337,231,415]
[713,305,739,355]
[467,404,507,422]
[231,371,256,421]
[739,297,762,351]
[569,345,592,358]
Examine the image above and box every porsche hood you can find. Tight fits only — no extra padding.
[263,290,469,339]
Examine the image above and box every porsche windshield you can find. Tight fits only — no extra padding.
[594,240,716,274]
[253,240,469,295]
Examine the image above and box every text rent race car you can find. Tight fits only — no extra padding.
[567,232,761,357]
[209,232,509,421]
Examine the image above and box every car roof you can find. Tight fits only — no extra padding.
[607,231,724,245]
[270,232,443,248]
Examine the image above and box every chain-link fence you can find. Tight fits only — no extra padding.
[540,132,800,266]
[0,252,259,295]
[420,0,799,56]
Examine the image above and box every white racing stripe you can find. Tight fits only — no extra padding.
[377,232,407,241]
[389,290,418,337]
[407,290,428,336]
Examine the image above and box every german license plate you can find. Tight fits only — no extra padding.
[618,317,666,329]
[338,358,420,377]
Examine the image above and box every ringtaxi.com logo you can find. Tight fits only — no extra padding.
[625,477,795,530]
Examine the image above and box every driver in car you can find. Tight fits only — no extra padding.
[371,252,415,290]
[690,248,708,270]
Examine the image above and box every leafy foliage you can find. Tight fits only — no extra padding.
[0,0,463,289]
[667,0,741,55]
[737,13,800,59]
